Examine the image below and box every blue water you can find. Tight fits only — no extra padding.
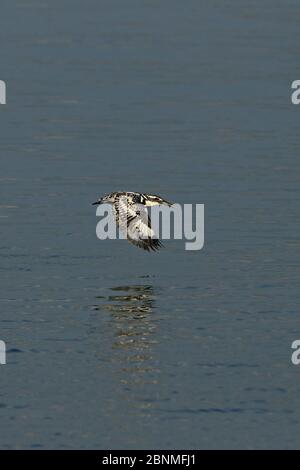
[0,0,300,449]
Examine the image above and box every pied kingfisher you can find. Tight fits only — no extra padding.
[92,191,172,252]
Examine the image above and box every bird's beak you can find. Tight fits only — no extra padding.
[92,199,102,206]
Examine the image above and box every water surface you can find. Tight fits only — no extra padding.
[0,0,300,449]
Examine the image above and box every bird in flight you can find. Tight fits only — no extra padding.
[92,191,172,252]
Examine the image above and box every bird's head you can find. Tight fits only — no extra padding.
[92,192,117,205]
[144,194,173,207]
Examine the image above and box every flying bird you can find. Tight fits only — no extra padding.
[92,191,172,252]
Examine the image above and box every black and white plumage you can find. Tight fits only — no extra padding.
[92,191,172,252]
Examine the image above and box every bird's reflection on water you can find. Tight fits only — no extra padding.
[93,285,160,387]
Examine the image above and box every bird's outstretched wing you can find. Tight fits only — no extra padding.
[113,196,162,252]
